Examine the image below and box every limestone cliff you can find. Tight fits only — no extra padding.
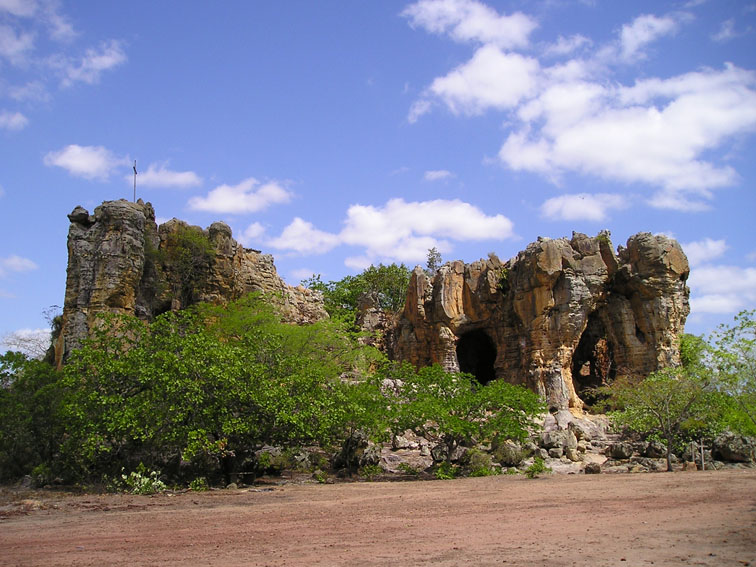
[391,231,690,412]
[55,199,326,366]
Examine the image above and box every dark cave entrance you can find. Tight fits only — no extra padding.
[571,313,616,406]
[456,330,497,385]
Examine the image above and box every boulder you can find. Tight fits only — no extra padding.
[643,440,667,459]
[584,462,602,474]
[712,433,756,463]
[333,431,381,472]
[607,442,635,460]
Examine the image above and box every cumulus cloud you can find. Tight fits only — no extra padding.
[540,193,627,222]
[267,217,340,255]
[188,177,292,214]
[267,198,514,267]
[44,144,129,180]
[408,3,756,206]
[402,0,537,48]
[0,255,38,277]
[133,163,202,189]
[54,39,127,87]
[418,45,539,117]
[0,110,27,130]
[424,169,453,181]
[688,265,756,314]
[238,222,266,247]
[498,65,756,205]
[619,14,680,61]
[682,238,727,267]
[543,34,591,57]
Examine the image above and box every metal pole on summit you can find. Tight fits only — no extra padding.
[133,160,138,202]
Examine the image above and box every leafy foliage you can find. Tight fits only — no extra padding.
[302,263,411,328]
[425,247,442,276]
[160,225,216,308]
[60,294,380,483]
[379,362,544,463]
[524,456,551,479]
[0,352,63,482]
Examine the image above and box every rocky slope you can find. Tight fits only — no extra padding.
[55,200,326,366]
[391,231,690,412]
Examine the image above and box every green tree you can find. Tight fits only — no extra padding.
[600,357,723,471]
[302,263,411,329]
[425,247,442,276]
[161,225,216,308]
[709,309,756,433]
[60,294,383,484]
[0,352,63,482]
[380,363,544,463]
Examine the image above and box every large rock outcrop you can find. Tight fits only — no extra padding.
[392,231,690,412]
[55,199,326,366]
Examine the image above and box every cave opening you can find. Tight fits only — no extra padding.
[456,330,497,385]
[571,313,616,406]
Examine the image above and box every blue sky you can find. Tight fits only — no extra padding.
[1,0,755,352]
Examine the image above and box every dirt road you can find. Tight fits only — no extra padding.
[2,470,755,566]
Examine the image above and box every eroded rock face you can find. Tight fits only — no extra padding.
[56,200,326,366]
[392,231,690,412]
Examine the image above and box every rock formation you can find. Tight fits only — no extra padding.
[55,199,326,366]
[392,231,690,413]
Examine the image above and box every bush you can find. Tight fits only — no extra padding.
[524,457,551,479]
[466,449,499,477]
[435,461,457,480]
[121,464,167,494]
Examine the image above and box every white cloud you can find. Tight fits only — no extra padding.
[499,65,756,201]
[543,34,591,57]
[0,23,35,64]
[290,267,318,282]
[424,169,453,181]
[0,255,38,277]
[688,265,756,314]
[134,163,202,189]
[421,45,539,116]
[44,144,129,180]
[238,222,266,247]
[619,14,680,61]
[56,39,127,87]
[540,193,627,222]
[0,110,28,130]
[266,197,514,266]
[681,238,727,267]
[0,0,38,17]
[188,177,293,214]
[402,0,537,48]
[711,19,736,43]
[339,197,513,264]
[267,217,340,255]
[8,80,50,102]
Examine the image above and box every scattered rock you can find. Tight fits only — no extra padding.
[712,433,756,463]
[584,462,602,474]
[607,442,634,460]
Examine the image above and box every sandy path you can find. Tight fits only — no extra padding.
[2,470,755,567]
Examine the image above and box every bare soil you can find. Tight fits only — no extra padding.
[1,470,755,567]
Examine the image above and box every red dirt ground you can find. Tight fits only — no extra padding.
[1,469,755,567]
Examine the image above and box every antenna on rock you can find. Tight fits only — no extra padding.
[132,160,138,202]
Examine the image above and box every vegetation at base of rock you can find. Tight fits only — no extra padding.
[378,362,545,463]
[302,263,411,329]
[160,225,216,308]
[599,314,756,470]
[434,461,457,480]
[524,456,551,479]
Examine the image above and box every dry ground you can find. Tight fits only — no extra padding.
[1,469,755,567]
